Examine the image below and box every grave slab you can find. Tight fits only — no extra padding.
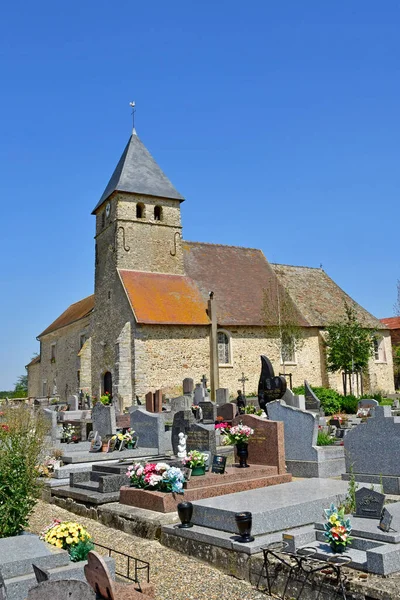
[61,447,158,464]
[190,478,348,535]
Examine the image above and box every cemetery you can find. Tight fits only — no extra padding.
[4,356,400,600]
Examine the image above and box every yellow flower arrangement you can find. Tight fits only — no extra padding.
[43,521,91,551]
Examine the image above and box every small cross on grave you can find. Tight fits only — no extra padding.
[238,372,249,396]
[201,374,208,389]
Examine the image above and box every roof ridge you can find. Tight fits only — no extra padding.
[118,268,189,278]
[270,263,324,271]
[183,240,263,252]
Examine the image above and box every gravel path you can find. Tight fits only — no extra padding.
[29,500,270,600]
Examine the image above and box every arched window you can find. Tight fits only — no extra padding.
[217,330,232,365]
[154,205,162,221]
[103,371,112,396]
[136,203,145,218]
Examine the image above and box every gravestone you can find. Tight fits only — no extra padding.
[145,391,154,413]
[172,410,196,455]
[194,383,205,404]
[67,395,79,411]
[355,487,385,519]
[343,406,400,493]
[358,398,379,409]
[258,355,287,412]
[92,403,116,439]
[267,401,345,477]
[130,408,170,453]
[183,378,194,395]
[154,389,163,412]
[217,402,236,422]
[216,388,229,406]
[281,387,306,411]
[304,381,320,411]
[44,408,63,442]
[232,413,286,473]
[186,423,216,456]
[199,400,217,424]
[171,395,192,413]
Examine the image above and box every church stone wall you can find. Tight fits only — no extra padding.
[39,315,91,400]
[27,361,41,398]
[78,337,91,394]
[133,325,325,399]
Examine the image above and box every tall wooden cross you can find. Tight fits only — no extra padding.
[238,372,249,396]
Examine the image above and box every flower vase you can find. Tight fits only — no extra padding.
[191,465,206,476]
[236,443,249,468]
[330,541,346,554]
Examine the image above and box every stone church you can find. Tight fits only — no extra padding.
[27,128,394,408]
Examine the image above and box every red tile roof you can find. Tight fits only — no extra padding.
[183,242,308,327]
[118,270,209,325]
[38,295,94,338]
[380,317,400,329]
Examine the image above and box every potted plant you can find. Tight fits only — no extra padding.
[218,422,254,468]
[324,504,352,553]
[41,519,94,561]
[182,450,207,476]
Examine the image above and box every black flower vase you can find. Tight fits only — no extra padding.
[235,511,254,543]
[177,501,193,528]
[236,442,249,468]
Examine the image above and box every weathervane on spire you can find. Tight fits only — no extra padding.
[129,101,136,130]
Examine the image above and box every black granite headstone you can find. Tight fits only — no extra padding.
[186,423,216,456]
[199,401,217,423]
[258,355,287,413]
[354,487,385,519]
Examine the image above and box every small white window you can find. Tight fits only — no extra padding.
[217,330,232,365]
[281,333,296,364]
[42,380,47,396]
[374,337,386,362]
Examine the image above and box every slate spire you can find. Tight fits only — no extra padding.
[92,130,184,214]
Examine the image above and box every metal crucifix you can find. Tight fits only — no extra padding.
[238,372,249,396]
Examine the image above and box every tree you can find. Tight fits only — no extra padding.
[263,275,305,376]
[13,374,28,398]
[325,302,375,395]
[394,280,400,316]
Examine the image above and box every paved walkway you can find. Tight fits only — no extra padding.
[29,500,270,600]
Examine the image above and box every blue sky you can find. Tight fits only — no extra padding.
[1,1,399,389]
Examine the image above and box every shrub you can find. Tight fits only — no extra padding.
[317,431,336,446]
[0,406,49,537]
[339,395,358,414]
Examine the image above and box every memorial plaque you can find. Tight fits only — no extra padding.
[304,380,321,411]
[212,455,227,474]
[355,487,385,519]
[88,431,96,442]
[379,508,393,532]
